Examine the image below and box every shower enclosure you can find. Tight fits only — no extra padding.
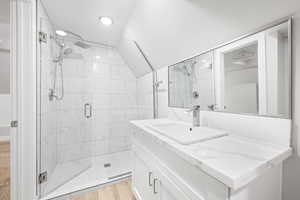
[37,13,93,196]
[37,3,136,199]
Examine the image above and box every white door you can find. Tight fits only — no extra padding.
[214,33,266,115]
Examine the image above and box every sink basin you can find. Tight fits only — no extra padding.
[146,121,228,145]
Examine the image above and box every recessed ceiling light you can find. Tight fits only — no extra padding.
[95,56,101,59]
[99,17,113,26]
[56,30,67,36]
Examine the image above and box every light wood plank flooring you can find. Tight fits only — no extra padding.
[70,180,136,200]
[0,141,10,200]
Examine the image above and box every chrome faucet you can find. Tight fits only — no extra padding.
[186,105,201,127]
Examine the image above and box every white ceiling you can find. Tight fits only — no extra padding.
[41,0,137,46]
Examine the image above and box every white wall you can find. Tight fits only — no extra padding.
[224,68,258,114]
[0,0,9,24]
[121,0,300,73]
[0,23,10,50]
[282,12,300,200]
[0,94,11,127]
[0,17,11,133]
[0,50,10,94]
[136,72,154,119]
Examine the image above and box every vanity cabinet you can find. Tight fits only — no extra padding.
[133,148,193,200]
[131,124,284,200]
[131,128,228,200]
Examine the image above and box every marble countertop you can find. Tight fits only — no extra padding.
[131,119,292,190]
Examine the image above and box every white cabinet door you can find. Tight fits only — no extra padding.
[156,168,192,200]
[133,157,191,200]
[133,143,195,200]
[132,152,155,200]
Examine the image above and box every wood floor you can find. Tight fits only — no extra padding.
[70,180,136,200]
[0,141,10,200]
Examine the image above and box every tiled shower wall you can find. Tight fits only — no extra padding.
[39,4,138,176]
[55,54,93,164]
[55,45,138,164]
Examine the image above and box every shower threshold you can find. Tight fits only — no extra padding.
[42,150,132,200]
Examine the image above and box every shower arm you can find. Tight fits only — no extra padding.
[133,41,159,119]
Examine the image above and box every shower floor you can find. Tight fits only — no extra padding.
[42,150,132,200]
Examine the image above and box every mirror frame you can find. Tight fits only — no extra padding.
[168,16,292,119]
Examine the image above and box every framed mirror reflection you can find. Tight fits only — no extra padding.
[168,51,215,111]
[168,20,291,119]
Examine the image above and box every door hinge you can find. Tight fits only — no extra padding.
[38,171,48,184]
[10,120,18,128]
[39,31,47,43]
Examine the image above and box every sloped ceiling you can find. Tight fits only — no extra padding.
[120,0,300,74]
[41,0,137,46]
[117,37,152,77]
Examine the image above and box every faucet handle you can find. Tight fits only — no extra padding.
[193,105,200,110]
[185,105,200,113]
[207,104,216,111]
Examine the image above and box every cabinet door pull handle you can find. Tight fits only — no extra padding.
[148,172,153,187]
[153,178,159,194]
[84,103,92,118]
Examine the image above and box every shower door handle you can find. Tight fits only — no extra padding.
[84,103,92,118]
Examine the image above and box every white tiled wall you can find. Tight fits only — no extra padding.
[52,45,138,162]
[137,67,169,119]
[88,48,138,158]
[137,73,153,119]
[55,55,93,164]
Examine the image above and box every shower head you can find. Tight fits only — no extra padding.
[55,29,91,49]
[183,65,192,76]
[63,47,84,60]
[74,41,91,49]
[63,48,73,55]
[53,47,83,63]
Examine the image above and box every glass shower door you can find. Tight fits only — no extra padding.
[37,14,92,197]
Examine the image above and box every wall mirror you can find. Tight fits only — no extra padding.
[168,20,291,118]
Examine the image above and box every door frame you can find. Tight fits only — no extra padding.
[213,32,267,115]
[10,0,38,199]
